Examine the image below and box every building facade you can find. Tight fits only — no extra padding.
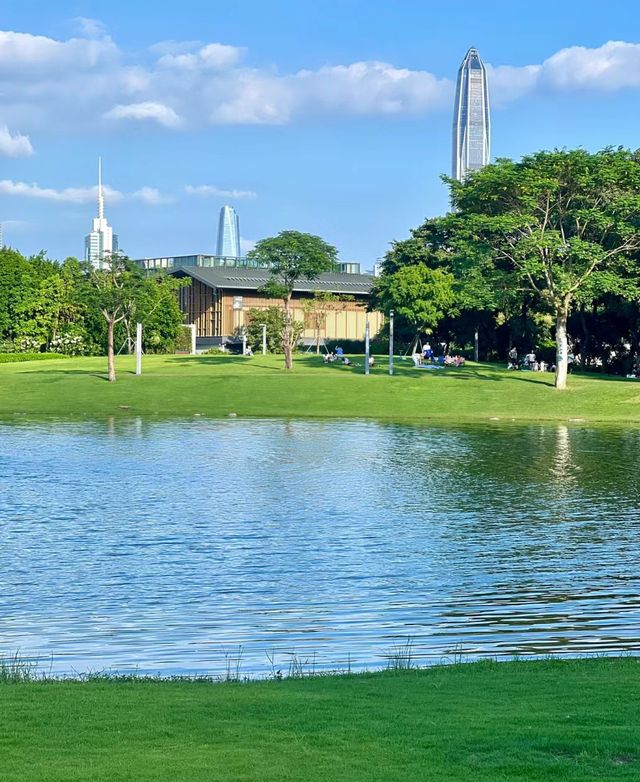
[216,205,241,258]
[452,47,491,181]
[85,158,118,268]
[172,266,383,347]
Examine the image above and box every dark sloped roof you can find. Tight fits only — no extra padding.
[171,266,374,295]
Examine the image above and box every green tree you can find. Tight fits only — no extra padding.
[85,255,145,382]
[446,148,640,389]
[371,264,456,341]
[245,306,303,354]
[119,273,188,354]
[247,231,338,369]
[0,248,38,341]
[378,218,503,359]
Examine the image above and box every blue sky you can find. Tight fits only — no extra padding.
[2,0,640,268]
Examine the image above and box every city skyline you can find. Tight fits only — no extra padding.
[3,2,640,263]
[452,47,491,181]
[216,205,241,258]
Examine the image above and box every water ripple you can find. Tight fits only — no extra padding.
[0,419,639,675]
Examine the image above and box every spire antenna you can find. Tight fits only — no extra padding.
[97,156,104,220]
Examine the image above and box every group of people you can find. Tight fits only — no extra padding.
[412,343,466,367]
[508,347,562,373]
[323,347,374,367]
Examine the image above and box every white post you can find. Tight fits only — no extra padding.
[242,329,247,356]
[135,322,142,376]
[189,324,196,355]
[261,323,267,355]
[364,319,370,376]
[389,309,394,376]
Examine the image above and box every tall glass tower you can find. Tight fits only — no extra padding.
[216,205,241,258]
[452,47,491,181]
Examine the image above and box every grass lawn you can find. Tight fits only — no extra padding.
[1,352,639,422]
[2,659,640,781]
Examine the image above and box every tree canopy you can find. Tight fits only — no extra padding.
[445,148,640,388]
[247,231,338,369]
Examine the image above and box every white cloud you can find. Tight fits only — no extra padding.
[0,29,118,76]
[0,179,174,206]
[104,101,182,128]
[486,64,541,105]
[0,125,33,157]
[185,184,257,199]
[74,17,108,38]
[5,28,640,136]
[0,180,124,203]
[133,187,173,205]
[210,62,452,125]
[157,42,244,71]
[487,41,640,103]
[540,41,640,90]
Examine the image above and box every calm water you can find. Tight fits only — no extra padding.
[1,418,640,676]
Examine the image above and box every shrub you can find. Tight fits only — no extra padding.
[49,333,87,356]
[0,353,67,364]
[246,307,303,354]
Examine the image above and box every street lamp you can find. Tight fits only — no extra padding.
[388,309,394,376]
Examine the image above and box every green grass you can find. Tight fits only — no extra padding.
[2,658,640,781]
[1,352,639,422]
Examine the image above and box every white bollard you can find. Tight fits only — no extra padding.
[364,319,370,376]
[189,324,196,355]
[135,322,142,375]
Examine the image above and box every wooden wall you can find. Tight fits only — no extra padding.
[179,282,384,341]
[179,279,215,337]
[219,290,385,341]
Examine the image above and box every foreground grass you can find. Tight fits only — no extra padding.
[1,352,639,422]
[2,659,639,781]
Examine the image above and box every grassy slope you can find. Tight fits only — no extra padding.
[2,659,640,781]
[0,353,639,422]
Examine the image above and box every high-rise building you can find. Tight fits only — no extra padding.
[452,47,491,182]
[216,205,241,258]
[84,158,118,269]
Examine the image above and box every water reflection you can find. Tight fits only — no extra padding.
[0,419,639,676]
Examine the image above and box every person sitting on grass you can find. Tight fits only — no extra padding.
[423,342,434,363]
[368,356,375,367]
[342,356,352,366]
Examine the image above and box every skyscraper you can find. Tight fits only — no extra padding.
[452,47,491,182]
[85,158,118,269]
[216,205,241,258]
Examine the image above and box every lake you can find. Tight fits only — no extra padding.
[1,418,639,677]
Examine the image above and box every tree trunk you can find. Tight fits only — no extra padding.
[554,300,570,390]
[107,319,116,382]
[283,296,293,370]
[125,319,133,355]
